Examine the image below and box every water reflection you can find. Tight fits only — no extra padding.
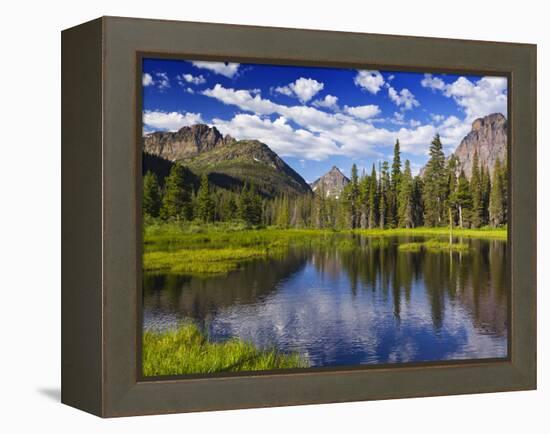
[143,236,508,367]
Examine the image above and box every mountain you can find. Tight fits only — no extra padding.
[143,124,235,160]
[143,124,311,198]
[452,113,507,177]
[310,166,350,199]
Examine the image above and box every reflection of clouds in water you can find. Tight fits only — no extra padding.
[207,261,506,366]
[143,238,508,367]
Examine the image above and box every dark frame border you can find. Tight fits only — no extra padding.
[62,16,536,417]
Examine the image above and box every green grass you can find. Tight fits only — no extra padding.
[143,221,505,275]
[398,239,470,253]
[144,247,273,275]
[423,239,470,252]
[142,323,308,376]
[355,226,507,240]
[398,242,423,252]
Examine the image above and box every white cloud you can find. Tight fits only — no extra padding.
[422,74,507,122]
[201,83,490,160]
[275,77,324,103]
[184,87,195,94]
[354,70,385,94]
[430,113,445,123]
[142,73,153,87]
[344,104,381,119]
[312,94,339,110]
[191,61,240,78]
[179,73,206,85]
[443,76,507,121]
[213,114,340,160]
[154,72,170,90]
[409,119,421,128]
[421,73,446,91]
[388,86,420,110]
[143,110,203,132]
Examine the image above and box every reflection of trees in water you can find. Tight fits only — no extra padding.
[143,249,309,324]
[145,236,507,337]
[311,236,507,336]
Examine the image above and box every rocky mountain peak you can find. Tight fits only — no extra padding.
[143,123,236,161]
[310,166,350,199]
[452,113,507,177]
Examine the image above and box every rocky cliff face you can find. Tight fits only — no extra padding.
[310,166,350,199]
[143,124,236,161]
[143,124,311,197]
[452,113,507,177]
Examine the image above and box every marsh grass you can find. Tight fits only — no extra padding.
[142,323,308,376]
[398,239,470,253]
[143,222,504,275]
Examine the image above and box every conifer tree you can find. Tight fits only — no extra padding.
[160,164,192,220]
[451,170,472,228]
[470,151,483,228]
[348,164,360,228]
[422,134,447,226]
[489,158,505,227]
[368,164,378,229]
[379,162,390,228]
[397,160,414,228]
[143,171,161,217]
[196,173,214,223]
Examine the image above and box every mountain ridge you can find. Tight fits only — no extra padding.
[143,124,311,198]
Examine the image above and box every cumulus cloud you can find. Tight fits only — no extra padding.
[388,86,420,110]
[421,74,507,122]
[142,73,153,87]
[312,94,339,110]
[443,76,507,121]
[178,73,206,85]
[344,104,381,119]
[143,110,203,132]
[191,61,240,78]
[202,83,443,158]
[275,77,324,103]
[213,114,341,160]
[354,70,385,94]
[421,73,446,91]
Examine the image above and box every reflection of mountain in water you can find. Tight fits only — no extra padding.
[143,249,309,328]
[143,235,508,366]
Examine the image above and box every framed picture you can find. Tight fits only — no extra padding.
[61,16,536,417]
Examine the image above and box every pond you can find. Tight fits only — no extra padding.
[143,235,508,367]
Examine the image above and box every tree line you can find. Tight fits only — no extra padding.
[143,134,507,229]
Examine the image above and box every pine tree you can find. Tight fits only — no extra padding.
[348,163,360,228]
[481,164,491,226]
[276,195,290,228]
[196,173,214,223]
[391,139,402,191]
[143,171,161,217]
[238,184,262,226]
[160,164,192,220]
[368,164,378,229]
[470,151,483,228]
[422,134,447,226]
[314,184,328,229]
[397,160,414,228]
[489,158,505,227]
[379,162,390,228]
[412,176,424,227]
[451,170,472,228]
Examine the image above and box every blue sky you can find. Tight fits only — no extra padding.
[142,58,507,182]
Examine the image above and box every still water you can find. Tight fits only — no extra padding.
[143,235,508,367]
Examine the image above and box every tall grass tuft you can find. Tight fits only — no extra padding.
[143,323,308,376]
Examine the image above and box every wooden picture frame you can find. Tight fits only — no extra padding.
[61,16,536,417]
